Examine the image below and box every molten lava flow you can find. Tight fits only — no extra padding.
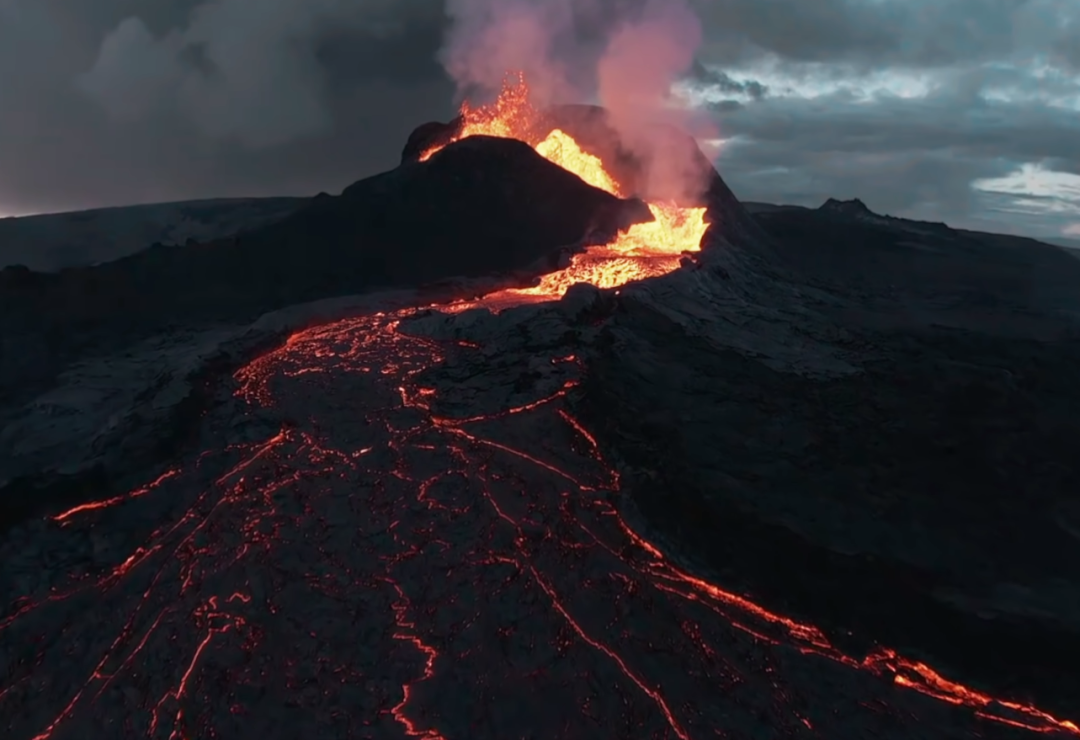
[502,205,704,301]
[534,128,621,195]
[418,74,709,304]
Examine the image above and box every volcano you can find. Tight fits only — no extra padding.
[3,76,1080,740]
[0,129,650,417]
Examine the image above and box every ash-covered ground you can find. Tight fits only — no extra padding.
[1,125,1079,739]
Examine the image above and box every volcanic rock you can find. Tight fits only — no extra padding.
[564,197,1080,721]
[0,135,648,409]
[400,119,461,163]
[401,104,765,244]
[4,286,1030,740]
[0,264,37,289]
[817,197,954,236]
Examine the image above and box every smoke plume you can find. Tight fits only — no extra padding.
[597,0,714,202]
[439,0,580,107]
[440,0,714,202]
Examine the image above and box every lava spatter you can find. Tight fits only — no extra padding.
[419,73,538,164]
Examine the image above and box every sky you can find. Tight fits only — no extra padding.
[1,0,1078,239]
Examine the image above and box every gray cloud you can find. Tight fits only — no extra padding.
[710,83,1080,234]
[0,0,1078,240]
[690,0,1069,69]
[689,0,1080,236]
[1052,12,1080,70]
[0,0,453,215]
[689,62,768,101]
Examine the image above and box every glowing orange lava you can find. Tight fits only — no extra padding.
[418,73,538,163]
[534,128,621,194]
[7,72,1079,740]
[420,73,709,305]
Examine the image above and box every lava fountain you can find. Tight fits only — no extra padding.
[421,74,710,306]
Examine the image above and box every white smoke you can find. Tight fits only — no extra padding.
[439,0,583,107]
[439,0,714,201]
[596,0,713,202]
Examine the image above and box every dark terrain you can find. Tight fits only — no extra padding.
[575,197,1080,713]
[0,197,306,272]
[1,120,1079,739]
[0,135,647,413]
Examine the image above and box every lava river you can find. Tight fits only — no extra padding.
[3,77,1080,740]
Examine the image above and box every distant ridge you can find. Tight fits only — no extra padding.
[0,197,307,272]
[1042,236,1080,251]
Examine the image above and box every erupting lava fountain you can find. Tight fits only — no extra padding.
[419,73,710,305]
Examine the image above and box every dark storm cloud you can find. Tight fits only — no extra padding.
[2,0,1079,239]
[688,0,1080,236]
[0,0,699,215]
[0,0,454,215]
[691,0,1039,68]
[689,62,767,101]
[1052,12,1080,70]
[691,0,901,66]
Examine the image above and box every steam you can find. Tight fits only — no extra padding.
[597,0,713,202]
[440,0,714,202]
[439,0,580,107]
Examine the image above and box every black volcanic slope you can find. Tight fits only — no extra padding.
[402,104,766,253]
[0,197,306,272]
[753,197,1080,322]
[572,199,1080,719]
[3,136,636,329]
[0,135,646,402]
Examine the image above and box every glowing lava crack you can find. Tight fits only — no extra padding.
[3,309,1078,740]
[2,74,1078,740]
